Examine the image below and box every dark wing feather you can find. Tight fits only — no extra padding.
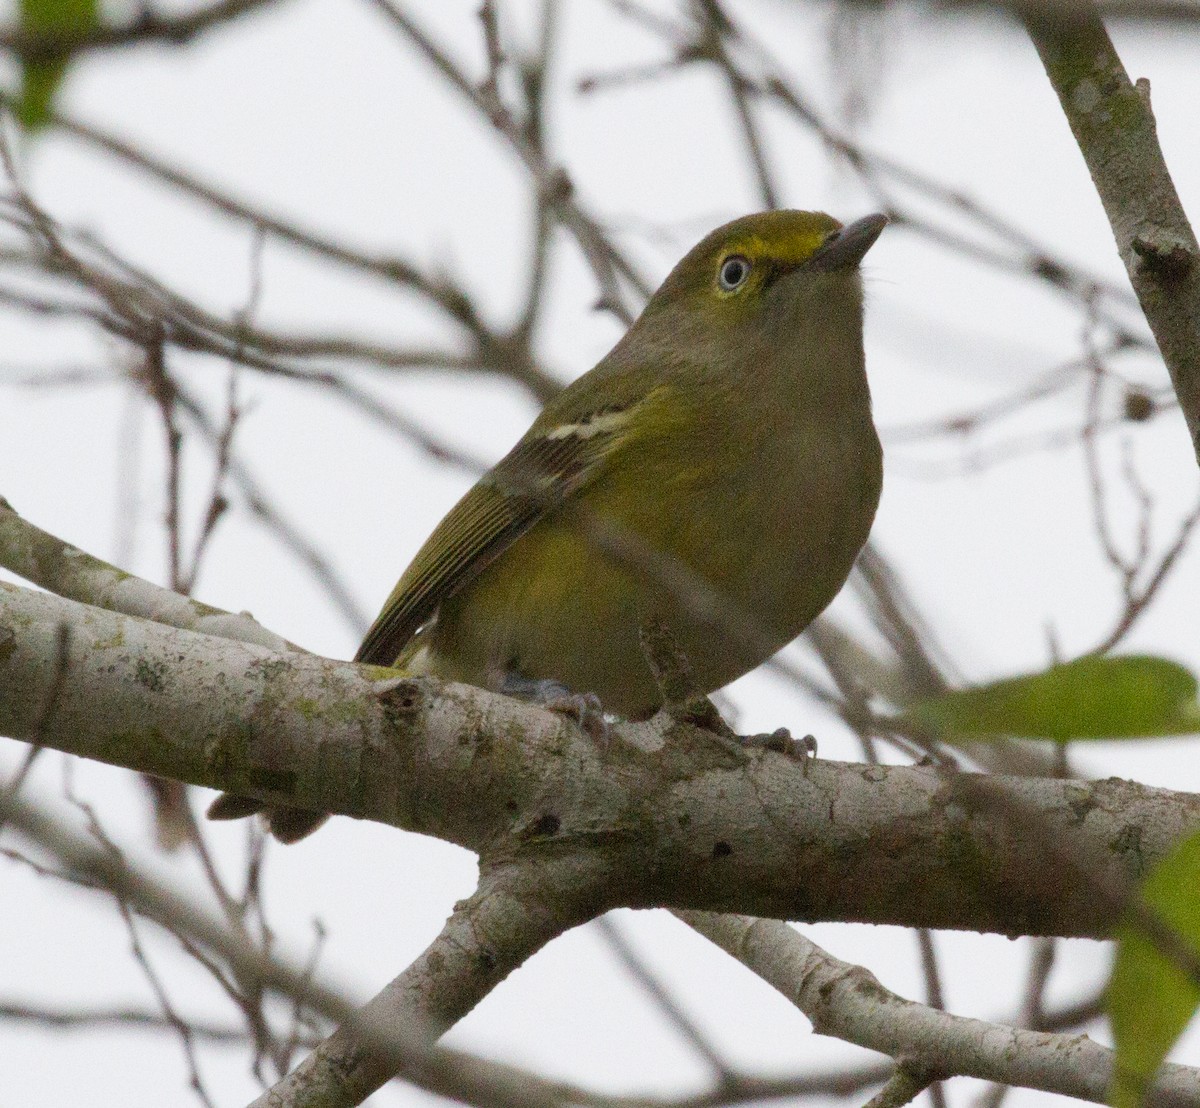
[354,407,635,666]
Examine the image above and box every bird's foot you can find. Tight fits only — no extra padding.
[543,690,611,744]
[500,674,612,743]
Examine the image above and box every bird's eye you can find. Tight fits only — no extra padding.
[717,255,751,292]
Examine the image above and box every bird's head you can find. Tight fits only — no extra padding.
[640,209,887,346]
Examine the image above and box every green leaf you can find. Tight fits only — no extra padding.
[17,58,67,131]
[1109,830,1200,1107]
[903,654,1200,742]
[16,0,98,131]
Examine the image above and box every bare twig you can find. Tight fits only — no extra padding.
[0,997,289,1043]
[366,0,652,321]
[914,930,948,1108]
[114,896,217,1107]
[595,913,739,1085]
[0,0,282,62]
[2,102,562,400]
[0,789,636,1108]
[692,1,778,210]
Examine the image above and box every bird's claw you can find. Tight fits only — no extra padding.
[543,690,611,744]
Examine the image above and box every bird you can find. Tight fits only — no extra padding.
[209,209,886,842]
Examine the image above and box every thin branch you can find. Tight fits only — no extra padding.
[114,896,217,1107]
[0,998,282,1043]
[595,913,739,1085]
[0,0,282,62]
[677,911,1200,1107]
[9,101,562,400]
[138,326,184,591]
[914,932,948,1108]
[692,1,778,210]
[1092,487,1200,653]
[0,789,622,1108]
[0,495,294,650]
[366,0,652,321]
[170,383,372,633]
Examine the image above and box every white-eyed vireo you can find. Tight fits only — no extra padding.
[211,210,886,841]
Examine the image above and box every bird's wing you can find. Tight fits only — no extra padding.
[353,400,648,666]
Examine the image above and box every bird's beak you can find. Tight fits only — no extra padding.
[807,213,888,272]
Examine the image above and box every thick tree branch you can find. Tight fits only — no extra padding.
[1024,2,1200,460]
[3,578,1200,938]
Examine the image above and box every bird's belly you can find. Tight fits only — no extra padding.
[425,434,879,718]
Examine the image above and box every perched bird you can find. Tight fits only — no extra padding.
[210,210,886,842]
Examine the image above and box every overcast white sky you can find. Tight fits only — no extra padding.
[1,1,1199,1105]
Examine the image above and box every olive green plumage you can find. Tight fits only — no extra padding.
[210,209,886,841]
[357,209,885,716]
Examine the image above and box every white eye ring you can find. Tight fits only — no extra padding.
[718,255,751,292]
